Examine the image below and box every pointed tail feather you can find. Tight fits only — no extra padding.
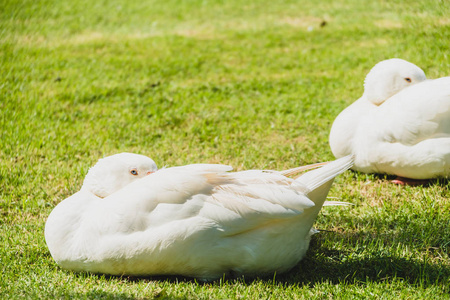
[295,155,354,193]
[280,161,330,178]
[290,155,353,232]
[323,200,354,206]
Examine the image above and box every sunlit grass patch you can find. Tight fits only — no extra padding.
[1,0,449,298]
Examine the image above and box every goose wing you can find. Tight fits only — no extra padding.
[374,77,450,145]
[87,164,315,236]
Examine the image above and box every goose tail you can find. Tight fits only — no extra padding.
[294,155,353,229]
[295,155,354,197]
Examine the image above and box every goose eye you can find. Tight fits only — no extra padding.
[404,77,412,83]
[130,169,138,176]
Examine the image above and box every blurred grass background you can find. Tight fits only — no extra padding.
[1,0,449,298]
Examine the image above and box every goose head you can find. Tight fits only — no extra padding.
[363,58,427,105]
[81,153,158,198]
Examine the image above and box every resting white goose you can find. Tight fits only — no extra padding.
[329,58,450,184]
[45,153,353,280]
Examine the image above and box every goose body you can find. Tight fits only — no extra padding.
[329,59,450,180]
[45,153,353,280]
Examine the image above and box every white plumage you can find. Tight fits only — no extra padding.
[45,153,353,280]
[329,58,450,181]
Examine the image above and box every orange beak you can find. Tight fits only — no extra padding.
[146,171,155,175]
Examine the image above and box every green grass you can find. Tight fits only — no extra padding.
[1,0,449,298]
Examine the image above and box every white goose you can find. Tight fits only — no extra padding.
[45,153,353,280]
[329,58,450,184]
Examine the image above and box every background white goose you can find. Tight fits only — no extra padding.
[329,58,450,184]
[45,153,353,280]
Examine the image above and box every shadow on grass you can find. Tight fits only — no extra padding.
[74,234,449,289]
[354,171,450,188]
[56,231,448,300]
[276,238,450,288]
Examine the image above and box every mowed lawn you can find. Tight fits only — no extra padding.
[1,0,449,298]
